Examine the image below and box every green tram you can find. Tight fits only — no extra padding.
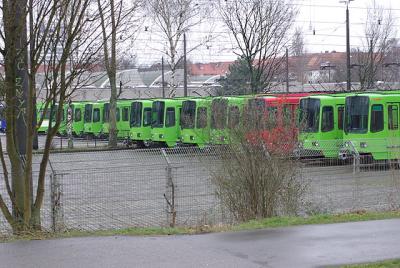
[210,96,248,145]
[37,101,62,134]
[57,105,69,136]
[151,98,185,147]
[83,101,106,138]
[180,98,212,147]
[71,102,87,137]
[103,101,132,139]
[298,94,346,158]
[129,100,153,147]
[36,101,50,134]
[342,92,400,160]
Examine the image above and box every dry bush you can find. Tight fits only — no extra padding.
[211,134,307,222]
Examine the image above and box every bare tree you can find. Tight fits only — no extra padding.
[97,0,141,148]
[220,0,297,93]
[290,27,307,86]
[290,27,305,57]
[351,4,396,90]
[147,0,213,97]
[0,0,101,233]
[383,38,400,84]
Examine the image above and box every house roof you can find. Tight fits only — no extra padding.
[289,52,347,71]
[188,62,232,76]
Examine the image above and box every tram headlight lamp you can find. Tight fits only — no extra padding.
[312,141,319,147]
[360,142,368,148]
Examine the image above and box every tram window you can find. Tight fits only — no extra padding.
[211,99,228,129]
[196,107,207,129]
[267,107,277,129]
[388,105,399,130]
[122,107,129,122]
[228,106,240,129]
[152,101,165,127]
[103,103,110,122]
[116,108,120,122]
[74,108,81,122]
[283,105,292,125]
[84,104,92,123]
[143,108,152,127]
[93,108,101,122]
[165,107,175,127]
[130,103,142,127]
[370,104,384,132]
[338,107,344,130]
[321,106,334,132]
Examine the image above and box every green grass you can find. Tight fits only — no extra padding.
[343,259,400,268]
[1,210,400,243]
[232,210,400,231]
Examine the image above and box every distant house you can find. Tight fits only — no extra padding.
[289,51,346,83]
[188,62,232,76]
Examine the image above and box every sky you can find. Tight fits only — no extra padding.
[132,0,400,66]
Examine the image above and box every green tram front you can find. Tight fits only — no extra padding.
[342,93,400,160]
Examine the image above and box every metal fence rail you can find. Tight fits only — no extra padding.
[1,142,400,234]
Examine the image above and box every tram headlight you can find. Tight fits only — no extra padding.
[311,141,319,147]
[360,142,368,148]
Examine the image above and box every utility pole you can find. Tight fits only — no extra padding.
[369,38,374,89]
[183,33,188,97]
[67,100,73,149]
[341,0,354,91]
[286,47,289,93]
[161,57,165,98]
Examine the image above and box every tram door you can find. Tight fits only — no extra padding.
[387,103,400,158]
[336,105,344,139]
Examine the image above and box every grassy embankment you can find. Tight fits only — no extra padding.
[1,210,400,242]
[342,259,400,268]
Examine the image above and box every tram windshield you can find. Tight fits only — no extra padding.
[344,96,369,134]
[299,98,320,133]
[152,101,165,128]
[211,99,228,129]
[181,101,196,129]
[130,102,142,127]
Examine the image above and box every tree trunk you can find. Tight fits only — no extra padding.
[3,0,30,233]
[108,0,118,148]
[109,75,118,148]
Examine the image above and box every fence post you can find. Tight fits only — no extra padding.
[349,141,360,174]
[161,148,176,227]
[49,161,64,232]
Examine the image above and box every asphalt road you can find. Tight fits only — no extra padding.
[1,219,400,268]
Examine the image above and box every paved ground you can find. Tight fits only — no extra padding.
[1,147,400,234]
[1,219,400,268]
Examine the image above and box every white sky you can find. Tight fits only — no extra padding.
[132,0,400,66]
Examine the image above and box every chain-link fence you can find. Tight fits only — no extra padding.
[0,157,53,235]
[1,141,400,235]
